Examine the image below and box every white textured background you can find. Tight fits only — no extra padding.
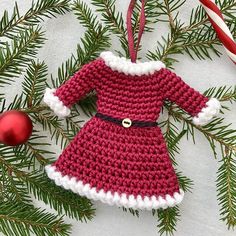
[0,1,235,236]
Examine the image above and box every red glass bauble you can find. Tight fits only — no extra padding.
[0,110,33,146]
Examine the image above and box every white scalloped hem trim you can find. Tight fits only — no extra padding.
[100,51,166,76]
[43,88,71,118]
[45,165,184,210]
[192,98,221,126]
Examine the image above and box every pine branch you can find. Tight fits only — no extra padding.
[147,21,222,67]
[181,5,208,33]
[72,0,104,33]
[154,206,180,236]
[1,94,26,111]
[22,60,48,107]
[21,133,53,168]
[91,0,129,56]
[204,85,236,103]
[25,171,96,222]
[176,171,193,193]
[161,109,187,164]
[221,0,236,20]
[27,105,83,151]
[0,27,45,84]
[0,201,71,236]
[217,151,236,229]
[127,0,163,58]
[51,28,110,87]
[183,0,236,33]
[0,153,31,204]
[0,150,95,223]
[0,0,71,39]
[147,1,236,67]
[164,89,236,229]
[32,110,75,149]
[181,1,236,59]
[161,0,186,29]
[0,142,49,206]
[146,23,184,68]
[132,0,162,33]
[169,110,236,155]
[179,25,222,60]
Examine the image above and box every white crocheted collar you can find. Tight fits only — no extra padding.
[100,51,166,76]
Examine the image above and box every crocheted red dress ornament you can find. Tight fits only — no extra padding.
[43,51,221,210]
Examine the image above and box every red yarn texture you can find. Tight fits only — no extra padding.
[52,58,209,199]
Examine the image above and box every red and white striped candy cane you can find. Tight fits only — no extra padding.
[200,0,236,64]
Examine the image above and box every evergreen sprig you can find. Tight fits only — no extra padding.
[50,26,110,87]
[0,27,45,84]
[0,143,95,223]
[132,0,161,33]
[147,0,236,67]
[91,0,129,56]
[217,151,236,229]
[72,0,104,33]
[161,85,236,233]
[32,109,76,149]
[0,201,71,236]
[0,0,71,39]
[204,85,236,103]
[0,151,31,204]
[154,206,180,236]
[23,171,96,222]
[22,60,48,107]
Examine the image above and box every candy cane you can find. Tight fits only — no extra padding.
[200,0,236,64]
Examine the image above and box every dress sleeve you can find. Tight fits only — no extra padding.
[43,59,103,118]
[160,68,221,126]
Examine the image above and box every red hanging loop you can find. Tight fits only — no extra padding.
[126,0,146,63]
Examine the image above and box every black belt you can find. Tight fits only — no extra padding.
[95,112,158,128]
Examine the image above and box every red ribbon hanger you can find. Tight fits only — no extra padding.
[126,0,146,63]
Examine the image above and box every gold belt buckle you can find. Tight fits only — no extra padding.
[122,118,132,128]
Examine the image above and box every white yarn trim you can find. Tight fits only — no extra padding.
[192,98,221,126]
[45,165,184,210]
[100,51,166,76]
[43,88,71,118]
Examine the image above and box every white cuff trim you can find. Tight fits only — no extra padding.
[43,88,71,118]
[100,51,166,76]
[45,165,184,210]
[192,98,221,126]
